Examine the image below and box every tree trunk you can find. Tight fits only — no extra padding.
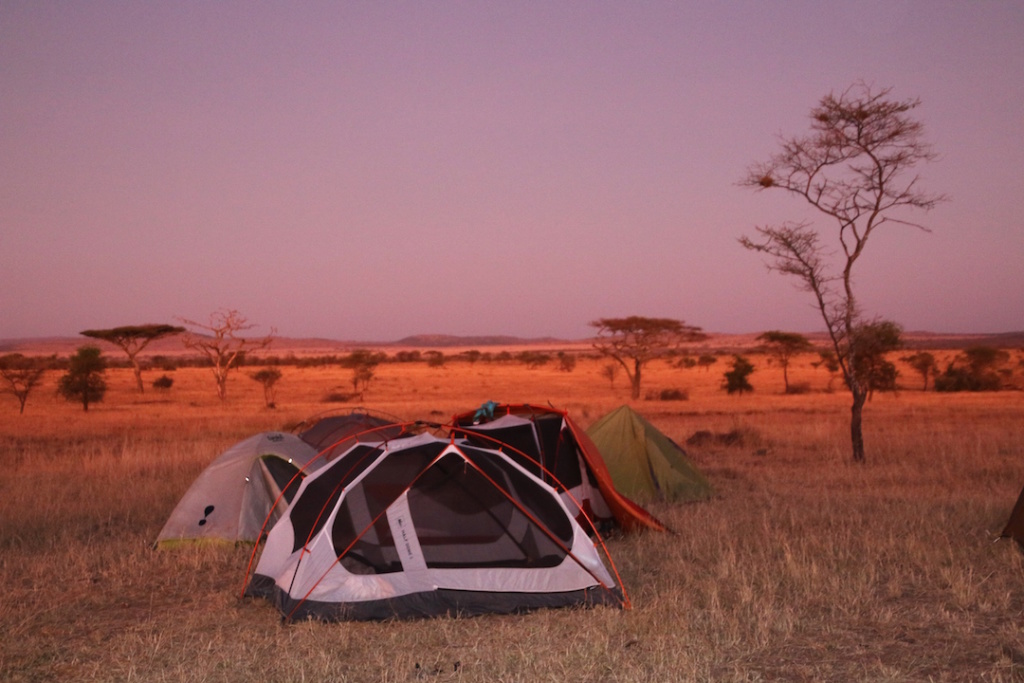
[131,363,145,393]
[630,359,642,400]
[850,388,867,462]
[214,367,228,401]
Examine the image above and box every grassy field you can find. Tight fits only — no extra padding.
[2,350,1024,682]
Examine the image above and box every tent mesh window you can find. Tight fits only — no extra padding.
[462,422,544,479]
[408,448,573,569]
[331,442,448,575]
[537,415,597,490]
[289,444,384,553]
[258,456,304,504]
[334,485,401,575]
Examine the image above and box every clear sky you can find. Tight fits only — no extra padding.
[2,1,1021,341]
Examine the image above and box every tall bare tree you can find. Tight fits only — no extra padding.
[591,316,706,399]
[0,354,47,414]
[740,83,943,462]
[178,310,275,401]
[81,324,185,393]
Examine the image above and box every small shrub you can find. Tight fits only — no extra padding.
[675,356,697,369]
[697,354,718,371]
[459,350,482,364]
[785,381,811,395]
[722,355,755,394]
[934,366,1001,392]
[152,375,174,391]
[557,352,577,372]
[517,351,550,369]
[686,430,715,447]
[934,346,1009,392]
[646,388,689,401]
[151,355,177,372]
[686,427,762,449]
[322,391,356,403]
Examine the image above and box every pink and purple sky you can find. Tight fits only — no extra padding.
[2,2,1021,341]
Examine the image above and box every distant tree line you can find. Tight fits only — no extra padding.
[4,304,1020,415]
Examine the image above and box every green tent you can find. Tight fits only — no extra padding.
[586,405,713,504]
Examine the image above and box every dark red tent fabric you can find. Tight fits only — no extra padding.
[1001,485,1024,548]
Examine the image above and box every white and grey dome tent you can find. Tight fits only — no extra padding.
[244,432,627,621]
[156,432,320,547]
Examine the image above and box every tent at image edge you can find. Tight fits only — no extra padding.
[1001,485,1024,548]
[156,432,320,547]
[586,405,713,504]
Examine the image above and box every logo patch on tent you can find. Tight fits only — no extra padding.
[198,504,215,526]
[387,496,427,572]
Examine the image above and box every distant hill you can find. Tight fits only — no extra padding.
[1,330,1022,357]
[392,334,563,348]
[897,330,1024,350]
[0,333,571,356]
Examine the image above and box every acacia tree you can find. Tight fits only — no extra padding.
[901,351,937,391]
[0,354,47,414]
[740,83,943,462]
[591,316,706,399]
[178,310,275,401]
[58,346,107,411]
[757,330,813,393]
[697,354,718,372]
[81,324,185,393]
[250,367,282,408]
[340,349,387,400]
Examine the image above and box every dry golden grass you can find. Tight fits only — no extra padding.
[2,351,1024,682]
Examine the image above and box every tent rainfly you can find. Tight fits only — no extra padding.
[156,432,320,547]
[295,410,407,460]
[586,405,713,504]
[245,432,626,621]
